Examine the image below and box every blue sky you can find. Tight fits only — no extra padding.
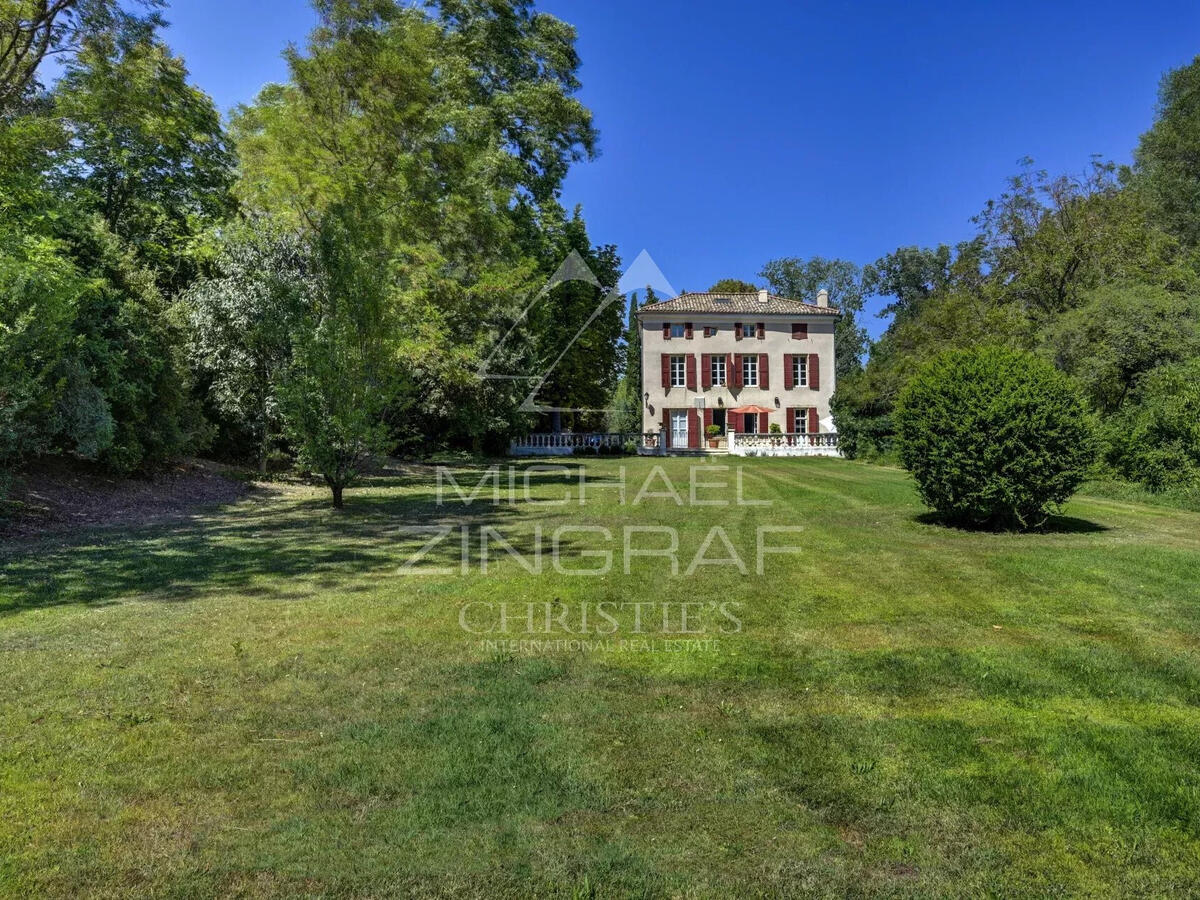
[162,0,1200,336]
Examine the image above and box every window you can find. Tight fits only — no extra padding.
[742,355,758,387]
[792,355,808,387]
[743,412,758,434]
[670,355,686,387]
[795,409,810,434]
[741,323,756,339]
[670,323,685,338]
[703,326,718,337]
[710,355,726,386]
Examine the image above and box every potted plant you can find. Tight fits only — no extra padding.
[769,422,783,445]
[705,424,721,448]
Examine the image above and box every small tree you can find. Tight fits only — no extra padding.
[895,346,1096,529]
[280,202,394,509]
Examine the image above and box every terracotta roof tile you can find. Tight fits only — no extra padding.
[635,291,840,316]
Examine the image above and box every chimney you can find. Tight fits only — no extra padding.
[757,288,769,304]
[816,289,829,308]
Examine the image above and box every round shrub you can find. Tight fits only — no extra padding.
[894,346,1096,529]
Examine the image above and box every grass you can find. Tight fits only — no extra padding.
[2,457,1200,896]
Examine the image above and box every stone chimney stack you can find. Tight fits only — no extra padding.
[816,289,829,308]
[757,288,769,304]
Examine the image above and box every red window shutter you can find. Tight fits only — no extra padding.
[786,408,795,432]
[759,412,768,433]
[808,353,820,390]
[685,322,693,340]
[735,322,743,342]
[686,354,697,390]
[661,354,671,389]
[809,408,819,434]
[732,354,743,388]
[756,322,765,340]
[663,323,670,340]
[783,354,793,390]
[687,408,701,449]
[792,322,808,341]
[701,354,711,388]
[703,407,713,430]
[759,353,769,389]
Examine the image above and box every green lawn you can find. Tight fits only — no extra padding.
[3,457,1200,897]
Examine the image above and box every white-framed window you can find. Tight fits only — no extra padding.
[710,355,726,386]
[670,323,685,338]
[742,355,758,387]
[741,323,756,339]
[670,354,686,387]
[795,409,811,434]
[792,355,808,387]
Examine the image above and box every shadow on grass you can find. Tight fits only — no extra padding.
[913,511,1110,535]
[0,475,584,617]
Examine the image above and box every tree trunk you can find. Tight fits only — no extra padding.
[331,482,344,508]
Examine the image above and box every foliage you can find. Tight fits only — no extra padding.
[0,0,163,111]
[1043,282,1200,413]
[707,277,758,292]
[1135,54,1200,250]
[895,346,1097,529]
[280,201,397,508]
[52,26,234,293]
[1103,358,1200,491]
[186,219,315,473]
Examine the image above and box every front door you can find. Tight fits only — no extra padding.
[670,410,689,448]
[713,408,726,436]
[742,412,757,434]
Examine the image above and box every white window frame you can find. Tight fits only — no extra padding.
[670,354,686,387]
[742,355,758,387]
[670,323,685,338]
[792,355,808,387]
[795,409,810,434]
[710,355,726,386]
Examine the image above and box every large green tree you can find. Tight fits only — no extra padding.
[1135,55,1200,250]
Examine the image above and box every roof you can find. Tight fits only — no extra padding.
[634,291,841,316]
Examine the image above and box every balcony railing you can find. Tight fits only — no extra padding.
[509,432,639,456]
[727,431,840,456]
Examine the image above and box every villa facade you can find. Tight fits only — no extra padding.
[636,288,839,451]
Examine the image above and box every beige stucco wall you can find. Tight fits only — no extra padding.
[639,313,837,436]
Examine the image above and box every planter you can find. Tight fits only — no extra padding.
[708,439,719,448]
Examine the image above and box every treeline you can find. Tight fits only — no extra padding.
[835,54,1200,496]
[1,0,623,506]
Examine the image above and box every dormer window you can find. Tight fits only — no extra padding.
[741,323,756,339]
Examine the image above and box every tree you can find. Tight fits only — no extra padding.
[231,0,600,452]
[862,245,955,323]
[280,202,396,509]
[186,220,315,474]
[52,26,233,293]
[759,255,870,377]
[0,0,162,112]
[1104,358,1200,491]
[606,290,644,434]
[895,346,1096,529]
[1042,282,1200,414]
[1134,55,1200,250]
[708,278,758,292]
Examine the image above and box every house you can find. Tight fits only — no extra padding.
[636,288,840,453]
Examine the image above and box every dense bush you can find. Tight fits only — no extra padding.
[1104,358,1200,490]
[894,346,1097,529]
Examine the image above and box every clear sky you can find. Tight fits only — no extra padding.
[161,0,1200,335]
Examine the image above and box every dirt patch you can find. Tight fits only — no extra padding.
[1,457,253,541]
